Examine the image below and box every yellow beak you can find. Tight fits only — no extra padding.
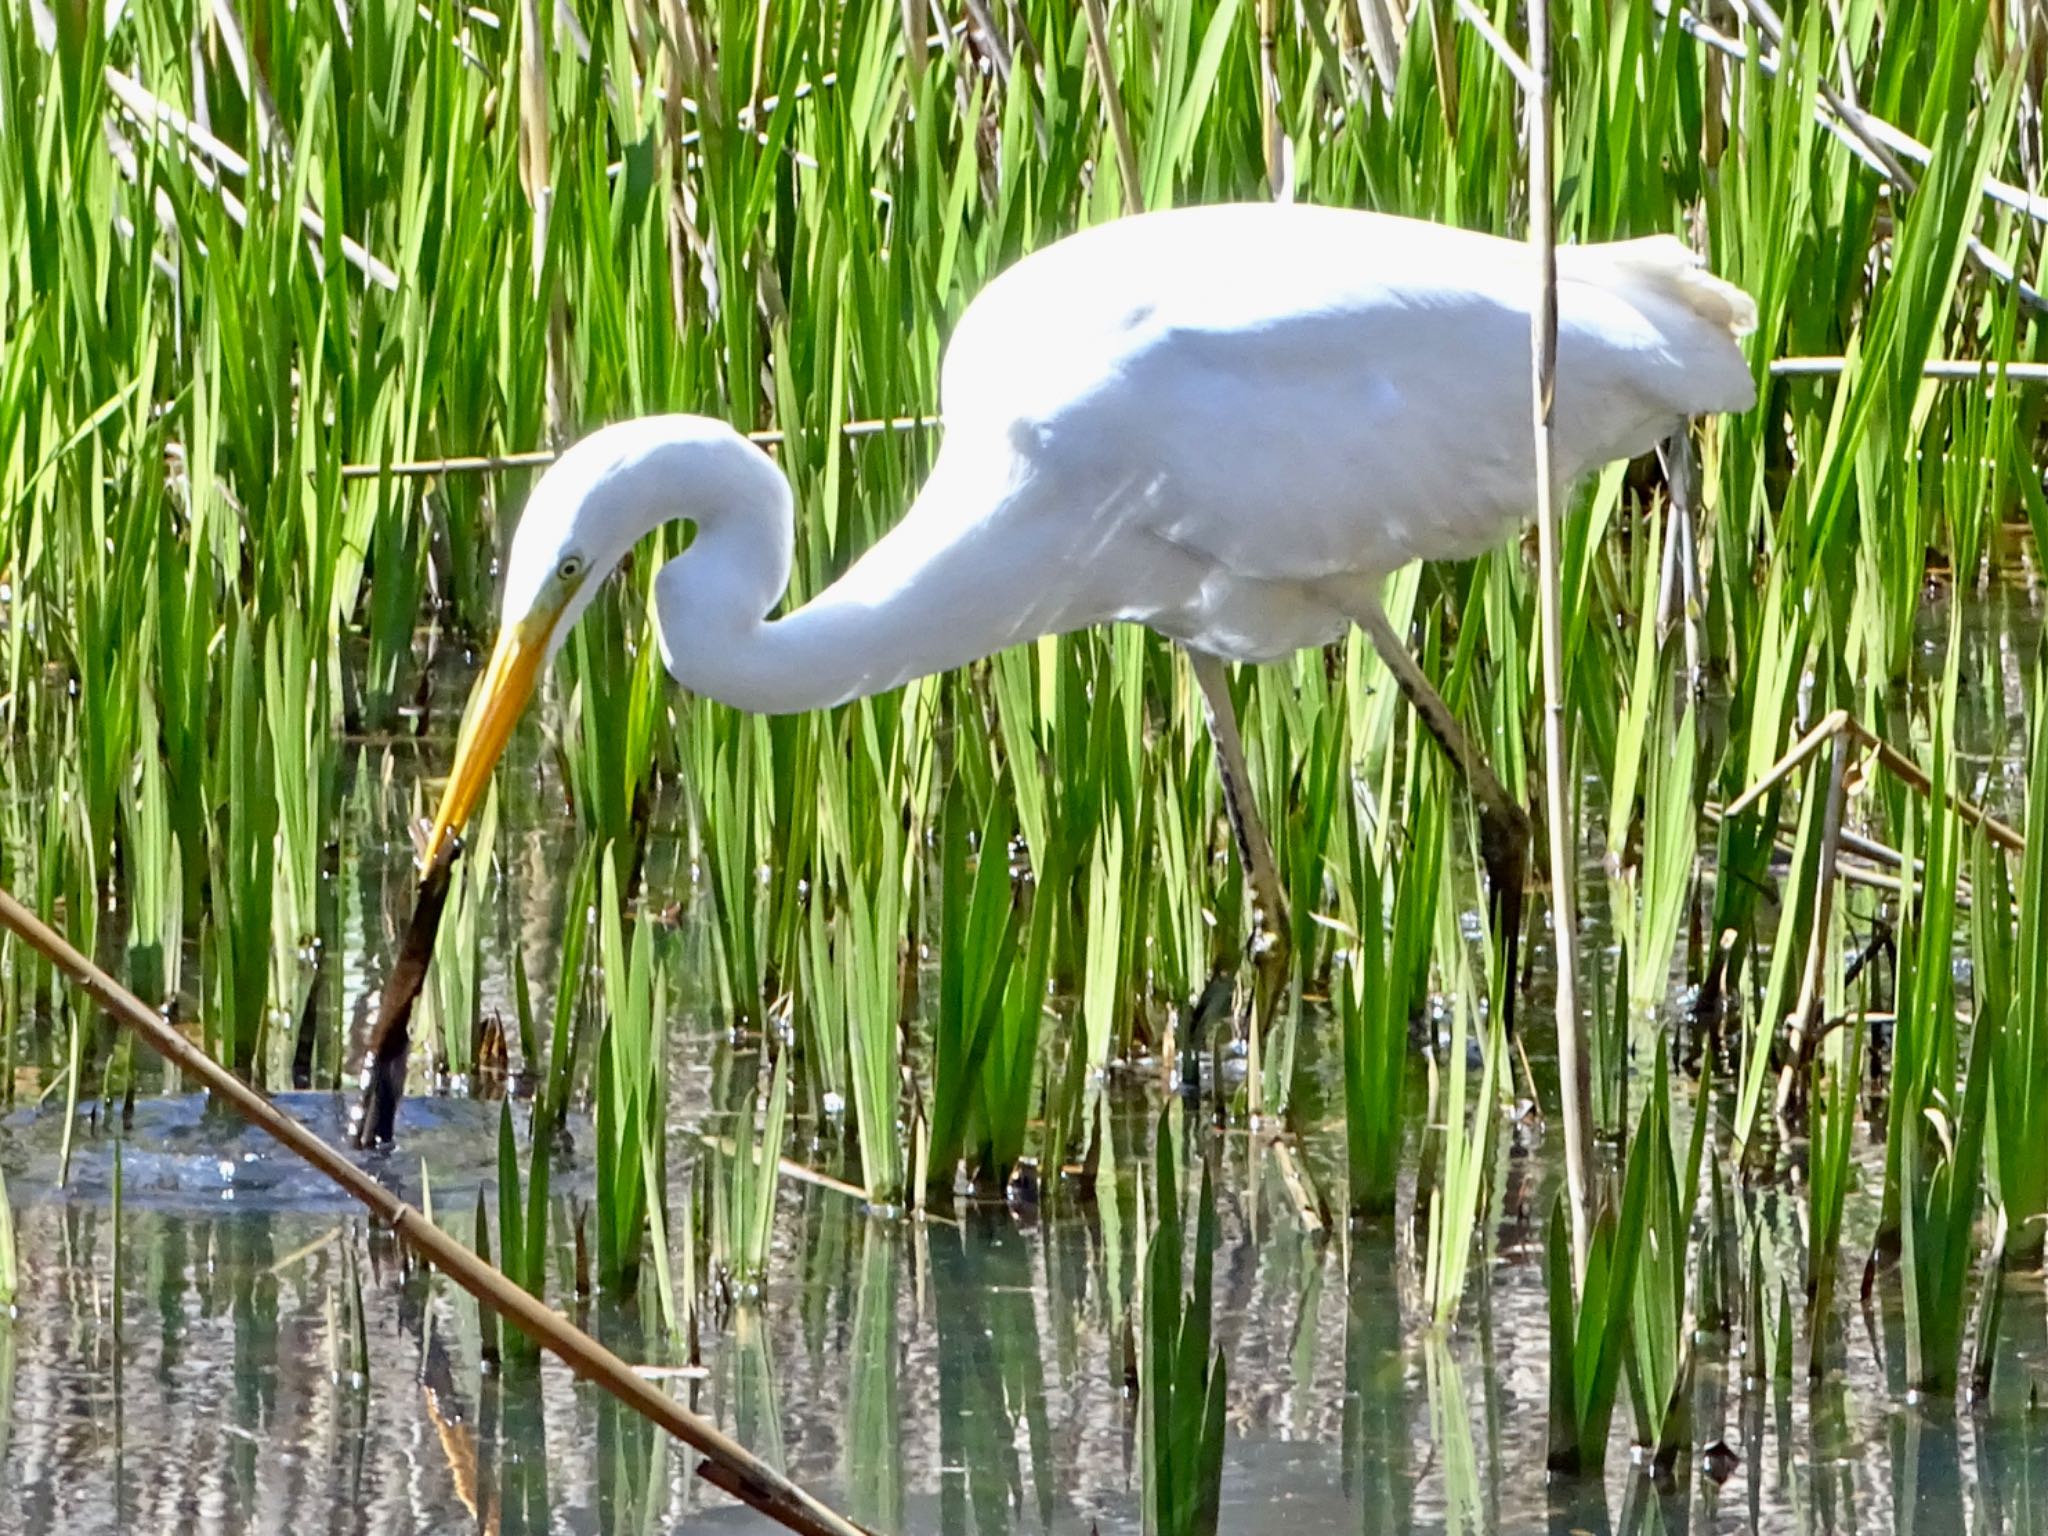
[422,615,552,871]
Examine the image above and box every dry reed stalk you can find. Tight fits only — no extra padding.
[0,882,871,1536]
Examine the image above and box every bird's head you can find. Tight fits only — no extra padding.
[422,414,778,869]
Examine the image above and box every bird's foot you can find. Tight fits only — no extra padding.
[1205,922,1294,1126]
[1478,799,1531,1035]
[1249,921,1292,1028]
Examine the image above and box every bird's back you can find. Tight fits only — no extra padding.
[851,204,1756,666]
[942,205,1752,450]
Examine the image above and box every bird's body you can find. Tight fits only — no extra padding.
[643,205,1754,714]
[426,203,1757,1001]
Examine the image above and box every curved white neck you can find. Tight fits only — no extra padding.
[655,449,1081,714]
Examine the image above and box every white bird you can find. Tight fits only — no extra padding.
[423,203,1756,1002]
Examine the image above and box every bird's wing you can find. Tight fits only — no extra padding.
[933,205,1750,589]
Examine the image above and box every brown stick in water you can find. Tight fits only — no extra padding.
[0,881,871,1536]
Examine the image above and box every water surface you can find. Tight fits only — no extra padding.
[2,591,2045,1534]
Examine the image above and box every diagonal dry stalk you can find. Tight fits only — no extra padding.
[1716,0,2048,315]
[1525,0,1594,1287]
[516,0,571,441]
[1718,705,2024,1115]
[1662,0,2048,228]
[1778,732,1853,1117]
[102,66,400,291]
[0,882,871,1536]
[336,415,945,479]
[1349,0,1406,99]
[1724,707,2024,854]
[1452,0,1536,89]
[1079,0,1144,216]
[694,1130,873,1203]
[1470,0,2047,316]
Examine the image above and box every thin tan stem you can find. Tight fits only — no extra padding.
[341,354,2048,484]
[695,1132,873,1203]
[1258,0,1286,198]
[1775,732,1850,1117]
[1526,0,1593,1286]
[1079,0,1145,216]
[1723,708,1853,823]
[338,415,943,479]
[1724,707,2022,854]
[1847,720,2026,855]
[1726,0,2048,315]
[1771,357,2048,381]
[0,883,872,1536]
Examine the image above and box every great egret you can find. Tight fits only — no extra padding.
[422,202,1756,1005]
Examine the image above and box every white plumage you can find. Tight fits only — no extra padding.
[635,205,1756,711]
[426,203,1757,977]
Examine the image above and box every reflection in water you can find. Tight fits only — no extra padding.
[0,1105,2040,1533]
[1977,1413,2048,1536]
[847,1223,902,1533]
[1344,1232,1412,1534]
[1424,1338,1480,1536]
[1811,1375,1861,1533]
[6,585,2048,1536]
[500,1369,553,1536]
[728,1305,783,1485]
[932,1210,1057,1536]
[1894,1413,1962,1536]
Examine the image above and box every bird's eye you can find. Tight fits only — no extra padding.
[557,555,586,583]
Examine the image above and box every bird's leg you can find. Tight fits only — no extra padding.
[1356,603,1530,1034]
[1655,425,1703,691]
[1187,650,1292,1016]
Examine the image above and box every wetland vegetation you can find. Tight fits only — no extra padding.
[5,0,2048,1530]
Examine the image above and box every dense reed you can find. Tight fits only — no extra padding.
[4,0,2048,1506]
